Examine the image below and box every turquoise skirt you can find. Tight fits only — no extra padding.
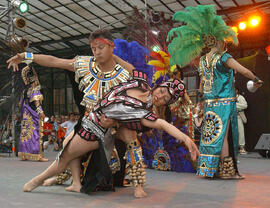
[197,98,239,177]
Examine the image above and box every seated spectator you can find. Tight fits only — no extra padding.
[43,131,59,152]
[61,113,77,139]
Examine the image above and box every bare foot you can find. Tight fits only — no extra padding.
[43,177,57,186]
[220,174,245,180]
[65,184,82,193]
[39,157,49,162]
[23,179,43,192]
[134,186,147,198]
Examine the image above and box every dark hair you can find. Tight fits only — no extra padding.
[89,29,113,42]
[69,112,75,117]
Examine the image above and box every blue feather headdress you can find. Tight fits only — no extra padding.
[113,39,154,86]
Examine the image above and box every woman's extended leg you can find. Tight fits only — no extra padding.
[23,134,99,192]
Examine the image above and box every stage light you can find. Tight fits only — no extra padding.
[151,11,160,24]
[13,17,26,29]
[11,0,29,13]
[239,22,246,30]
[231,26,238,33]
[151,30,159,36]
[249,16,261,27]
[152,45,160,52]
[19,2,29,13]
[265,45,270,54]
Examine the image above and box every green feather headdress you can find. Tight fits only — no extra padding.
[167,5,238,67]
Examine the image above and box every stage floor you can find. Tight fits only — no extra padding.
[0,152,269,208]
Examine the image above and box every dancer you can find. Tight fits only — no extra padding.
[19,70,199,197]
[18,64,48,162]
[167,5,263,179]
[7,29,156,197]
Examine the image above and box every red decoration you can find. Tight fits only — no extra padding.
[265,45,270,55]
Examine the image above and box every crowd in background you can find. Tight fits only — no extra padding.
[0,112,79,155]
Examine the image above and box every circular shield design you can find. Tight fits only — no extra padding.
[202,111,223,144]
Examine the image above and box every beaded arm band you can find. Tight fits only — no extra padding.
[24,52,34,64]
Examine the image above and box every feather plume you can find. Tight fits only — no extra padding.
[167,5,238,67]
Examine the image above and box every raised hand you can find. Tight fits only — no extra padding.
[7,53,24,71]
[254,79,263,88]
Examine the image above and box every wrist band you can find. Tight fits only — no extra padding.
[24,52,34,64]
[253,76,260,83]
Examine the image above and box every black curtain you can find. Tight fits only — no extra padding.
[66,71,85,115]
[235,52,270,151]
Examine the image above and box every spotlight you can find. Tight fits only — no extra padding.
[152,45,160,52]
[13,17,26,29]
[239,22,246,30]
[11,0,29,13]
[151,30,159,36]
[265,45,270,61]
[249,16,261,27]
[151,11,160,24]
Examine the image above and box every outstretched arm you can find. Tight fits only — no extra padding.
[141,118,200,161]
[226,58,263,88]
[7,52,75,72]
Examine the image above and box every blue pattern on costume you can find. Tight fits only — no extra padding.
[197,52,239,177]
[141,127,195,173]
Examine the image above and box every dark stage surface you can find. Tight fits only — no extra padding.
[0,152,269,208]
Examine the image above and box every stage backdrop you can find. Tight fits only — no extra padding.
[235,51,270,151]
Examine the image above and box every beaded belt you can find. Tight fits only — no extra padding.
[205,97,236,106]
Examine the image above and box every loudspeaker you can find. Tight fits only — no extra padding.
[255,134,270,158]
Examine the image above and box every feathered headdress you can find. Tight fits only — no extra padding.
[148,51,176,81]
[167,5,238,67]
[159,78,185,105]
[113,39,154,86]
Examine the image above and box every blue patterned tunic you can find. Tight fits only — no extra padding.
[197,52,239,177]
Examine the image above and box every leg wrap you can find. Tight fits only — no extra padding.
[56,168,72,185]
[218,157,236,178]
[124,139,146,187]
[109,147,121,174]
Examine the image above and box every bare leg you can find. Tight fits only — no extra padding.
[43,131,75,186]
[62,130,75,148]
[219,120,244,179]
[42,176,57,186]
[117,127,147,198]
[23,134,99,192]
[65,157,82,192]
[220,120,230,159]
